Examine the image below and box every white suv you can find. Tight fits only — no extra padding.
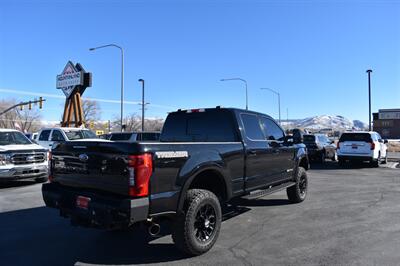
[337,131,388,167]
[36,127,97,150]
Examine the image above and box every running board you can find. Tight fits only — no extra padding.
[242,181,296,200]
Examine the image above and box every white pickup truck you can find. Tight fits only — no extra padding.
[0,129,48,183]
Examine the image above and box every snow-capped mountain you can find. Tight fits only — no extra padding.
[281,115,367,130]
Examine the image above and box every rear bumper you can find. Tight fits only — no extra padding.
[42,182,149,229]
[338,155,373,162]
[0,163,48,182]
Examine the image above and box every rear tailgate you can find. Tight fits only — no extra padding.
[340,141,371,154]
[51,141,145,196]
[338,133,372,155]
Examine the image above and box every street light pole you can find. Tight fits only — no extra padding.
[260,88,281,125]
[366,69,373,131]
[138,79,145,132]
[220,78,248,110]
[89,44,124,131]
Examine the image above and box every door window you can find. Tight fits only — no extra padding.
[260,117,285,141]
[241,114,265,140]
[38,130,51,141]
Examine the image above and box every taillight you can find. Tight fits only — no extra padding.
[127,153,153,197]
[48,151,53,182]
[370,142,375,150]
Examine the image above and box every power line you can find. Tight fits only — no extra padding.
[0,88,176,110]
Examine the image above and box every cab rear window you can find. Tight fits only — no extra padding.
[339,133,371,142]
[161,110,238,142]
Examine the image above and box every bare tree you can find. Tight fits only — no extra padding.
[111,113,164,132]
[0,99,43,132]
[112,113,141,132]
[146,118,164,131]
[82,99,101,128]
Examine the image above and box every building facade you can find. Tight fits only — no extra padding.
[373,108,400,139]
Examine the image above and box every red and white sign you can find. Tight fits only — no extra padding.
[56,61,84,98]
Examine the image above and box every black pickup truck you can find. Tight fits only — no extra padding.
[42,107,309,255]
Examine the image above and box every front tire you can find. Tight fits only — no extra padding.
[287,167,308,203]
[172,189,222,256]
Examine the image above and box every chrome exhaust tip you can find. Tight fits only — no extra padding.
[148,223,161,236]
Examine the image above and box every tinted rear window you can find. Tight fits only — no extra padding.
[303,135,315,142]
[339,133,372,142]
[161,110,238,142]
[110,133,135,141]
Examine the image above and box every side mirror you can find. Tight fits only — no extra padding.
[384,139,388,144]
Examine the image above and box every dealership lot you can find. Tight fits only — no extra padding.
[1,162,400,266]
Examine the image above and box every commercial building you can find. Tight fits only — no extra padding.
[373,108,400,139]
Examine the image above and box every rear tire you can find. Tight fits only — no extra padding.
[371,153,380,168]
[172,189,222,256]
[287,167,308,203]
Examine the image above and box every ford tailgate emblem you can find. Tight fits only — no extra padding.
[79,154,89,162]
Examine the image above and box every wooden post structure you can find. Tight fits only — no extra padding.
[57,61,92,128]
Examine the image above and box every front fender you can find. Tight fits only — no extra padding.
[295,144,309,170]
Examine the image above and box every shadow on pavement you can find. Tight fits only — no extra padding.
[0,198,292,265]
[0,180,38,189]
[0,207,188,266]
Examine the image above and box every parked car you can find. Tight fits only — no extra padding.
[42,107,309,256]
[303,134,337,163]
[0,129,48,183]
[36,127,97,150]
[337,131,388,167]
[109,131,160,142]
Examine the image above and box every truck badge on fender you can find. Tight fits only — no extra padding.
[155,151,189,159]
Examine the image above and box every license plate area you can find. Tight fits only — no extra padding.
[351,144,358,149]
[76,196,91,210]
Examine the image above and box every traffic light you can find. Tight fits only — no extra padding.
[39,97,43,109]
[20,104,24,111]
[28,101,32,110]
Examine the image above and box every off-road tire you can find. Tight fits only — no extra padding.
[172,189,222,256]
[287,167,308,203]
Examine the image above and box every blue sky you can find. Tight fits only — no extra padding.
[0,0,399,123]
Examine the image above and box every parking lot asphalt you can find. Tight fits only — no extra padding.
[1,161,400,266]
